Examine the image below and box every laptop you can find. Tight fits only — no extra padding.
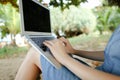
[19,0,62,69]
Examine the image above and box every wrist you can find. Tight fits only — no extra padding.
[70,48,77,54]
[71,49,79,54]
[60,54,72,65]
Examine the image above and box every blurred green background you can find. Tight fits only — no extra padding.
[0,0,120,58]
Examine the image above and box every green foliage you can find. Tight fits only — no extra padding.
[49,0,87,10]
[0,26,9,38]
[0,3,20,44]
[0,0,120,10]
[94,6,120,34]
[0,0,88,10]
[108,0,120,7]
[0,0,18,8]
[50,7,63,36]
[50,6,97,37]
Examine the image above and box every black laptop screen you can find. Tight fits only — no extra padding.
[22,0,51,32]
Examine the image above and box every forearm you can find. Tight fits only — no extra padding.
[59,37,104,61]
[72,49,104,61]
[62,56,120,80]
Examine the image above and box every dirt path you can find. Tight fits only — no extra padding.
[0,55,25,80]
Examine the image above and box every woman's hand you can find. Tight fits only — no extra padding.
[43,39,70,64]
[59,37,76,54]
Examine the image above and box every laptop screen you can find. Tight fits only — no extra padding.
[22,0,51,33]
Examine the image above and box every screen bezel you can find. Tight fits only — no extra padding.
[19,0,52,36]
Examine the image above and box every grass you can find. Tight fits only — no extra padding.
[68,32,112,50]
[0,46,29,59]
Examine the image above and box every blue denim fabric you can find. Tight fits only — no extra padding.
[97,26,120,76]
[41,56,81,80]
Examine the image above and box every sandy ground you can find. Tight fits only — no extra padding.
[0,50,102,80]
[0,54,25,80]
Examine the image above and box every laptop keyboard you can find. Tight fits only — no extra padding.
[40,43,47,51]
[31,36,55,52]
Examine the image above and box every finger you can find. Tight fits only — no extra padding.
[50,39,60,44]
[59,37,67,42]
[43,41,53,49]
[56,39,66,46]
[59,37,67,46]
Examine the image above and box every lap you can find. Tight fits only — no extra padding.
[40,56,81,80]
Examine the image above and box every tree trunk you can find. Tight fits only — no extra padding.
[10,34,16,46]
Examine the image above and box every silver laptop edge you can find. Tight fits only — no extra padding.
[19,0,61,69]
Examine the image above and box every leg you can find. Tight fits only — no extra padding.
[15,47,41,80]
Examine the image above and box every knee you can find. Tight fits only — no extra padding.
[26,47,38,58]
[26,47,41,69]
